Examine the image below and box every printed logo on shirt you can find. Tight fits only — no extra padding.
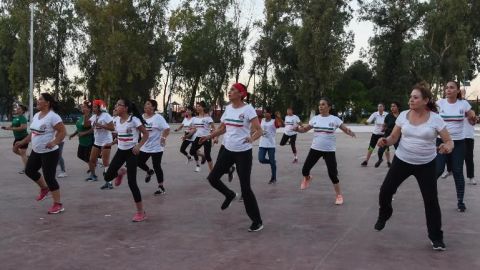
[225,118,244,127]
[238,113,245,120]
[31,124,47,136]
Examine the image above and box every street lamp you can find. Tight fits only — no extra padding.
[164,55,176,122]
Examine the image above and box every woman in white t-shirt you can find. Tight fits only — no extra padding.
[361,103,388,167]
[435,81,476,212]
[375,82,453,251]
[200,83,264,232]
[258,108,280,184]
[103,99,149,222]
[278,108,302,163]
[295,98,355,205]
[14,93,66,214]
[187,101,216,172]
[137,99,170,195]
[461,89,476,185]
[84,99,115,183]
[174,107,194,163]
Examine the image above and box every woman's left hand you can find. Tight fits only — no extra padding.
[132,144,141,155]
[46,141,56,149]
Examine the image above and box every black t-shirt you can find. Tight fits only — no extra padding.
[384,113,397,136]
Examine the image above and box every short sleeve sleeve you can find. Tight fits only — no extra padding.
[246,105,257,121]
[367,113,375,123]
[463,100,472,112]
[20,116,27,124]
[104,113,113,123]
[220,111,226,123]
[335,116,343,127]
[157,115,170,129]
[207,117,214,124]
[395,111,407,128]
[432,113,446,132]
[308,117,315,126]
[295,115,301,123]
[133,116,142,128]
[50,113,63,127]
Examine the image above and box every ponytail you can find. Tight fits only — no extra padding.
[121,98,147,125]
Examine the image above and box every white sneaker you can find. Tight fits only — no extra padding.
[57,172,68,178]
[441,172,452,179]
[195,166,201,172]
[469,178,477,185]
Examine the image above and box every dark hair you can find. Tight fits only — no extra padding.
[119,98,147,125]
[447,80,462,100]
[391,101,401,110]
[413,82,437,113]
[146,99,158,111]
[18,104,27,113]
[83,100,92,109]
[245,92,251,104]
[196,101,208,113]
[320,97,333,107]
[40,93,59,112]
[378,103,385,107]
[264,107,273,114]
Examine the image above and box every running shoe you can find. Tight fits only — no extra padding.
[335,195,344,205]
[195,165,201,172]
[154,185,166,196]
[374,218,386,231]
[36,188,49,201]
[431,240,446,251]
[57,172,68,178]
[228,166,236,182]
[18,169,25,174]
[47,202,64,214]
[457,202,467,212]
[132,212,147,222]
[115,168,127,186]
[85,175,98,182]
[361,161,368,167]
[268,179,277,184]
[468,178,477,185]
[145,169,154,183]
[221,192,237,210]
[374,159,383,168]
[300,176,312,190]
[248,223,264,232]
[441,171,452,179]
[100,182,113,190]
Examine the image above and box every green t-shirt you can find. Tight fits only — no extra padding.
[76,115,94,146]
[12,115,28,139]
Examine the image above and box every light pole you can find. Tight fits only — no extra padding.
[164,55,176,122]
[28,3,35,122]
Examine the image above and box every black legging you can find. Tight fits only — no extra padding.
[190,137,212,162]
[465,138,474,178]
[302,148,339,184]
[104,148,141,203]
[180,139,192,157]
[378,156,443,241]
[77,145,92,163]
[25,149,60,191]
[137,151,164,184]
[280,134,297,154]
[207,148,262,224]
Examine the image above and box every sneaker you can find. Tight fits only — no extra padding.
[57,172,68,178]
[374,218,386,231]
[361,161,368,167]
[335,195,344,205]
[374,159,383,168]
[115,168,127,186]
[47,202,64,214]
[441,171,452,179]
[248,223,264,232]
[268,179,277,184]
[97,158,103,167]
[145,169,154,183]
[195,166,201,172]
[431,240,446,251]
[132,211,147,222]
[100,182,113,190]
[18,169,25,174]
[228,166,236,182]
[85,175,98,182]
[36,188,49,201]
[387,162,392,168]
[154,185,166,196]
[292,157,298,163]
[221,192,237,210]
[457,202,466,212]
[469,178,477,185]
[300,175,312,190]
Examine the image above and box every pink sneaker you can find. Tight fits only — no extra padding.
[132,211,147,222]
[36,188,49,201]
[335,195,344,205]
[47,202,64,214]
[300,176,312,190]
[115,167,127,187]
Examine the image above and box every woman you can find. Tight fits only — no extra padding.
[2,104,29,173]
[84,100,114,188]
[103,98,149,222]
[375,82,452,251]
[188,101,215,172]
[461,89,476,185]
[138,99,170,195]
[258,108,279,184]
[200,83,263,232]
[175,107,194,163]
[278,108,301,163]
[295,98,356,205]
[435,81,476,212]
[14,93,66,214]
[69,101,94,175]
[361,103,388,167]
[376,102,401,168]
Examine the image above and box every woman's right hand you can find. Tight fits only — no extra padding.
[377,137,388,147]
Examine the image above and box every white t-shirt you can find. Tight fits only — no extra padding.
[436,99,471,140]
[221,104,258,152]
[30,111,63,153]
[309,115,343,152]
[181,117,193,141]
[90,112,113,146]
[464,118,475,139]
[114,116,143,150]
[259,118,276,148]
[191,115,213,139]
[141,114,170,153]
[395,110,446,165]
[367,111,388,135]
[284,115,301,136]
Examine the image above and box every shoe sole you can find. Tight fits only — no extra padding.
[431,242,446,251]
[248,224,264,232]
[48,208,65,214]
[154,191,166,196]
[132,217,147,222]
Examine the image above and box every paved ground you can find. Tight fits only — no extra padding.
[1,129,479,270]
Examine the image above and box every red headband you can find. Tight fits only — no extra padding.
[93,99,105,107]
[232,83,247,98]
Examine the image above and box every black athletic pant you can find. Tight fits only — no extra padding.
[104,148,142,203]
[77,145,92,163]
[378,156,443,241]
[280,134,297,154]
[190,137,212,162]
[180,139,192,157]
[302,148,339,184]
[137,151,164,184]
[25,149,60,191]
[465,138,474,179]
[207,148,262,224]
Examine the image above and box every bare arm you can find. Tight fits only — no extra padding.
[174,124,184,132]
[248,117,263,142]
[46,122,66,149]
[339,124,356,137]
[437,128,454,154]
[377,125,401,147]
[132,125,149,155]
[295,124,313,133]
